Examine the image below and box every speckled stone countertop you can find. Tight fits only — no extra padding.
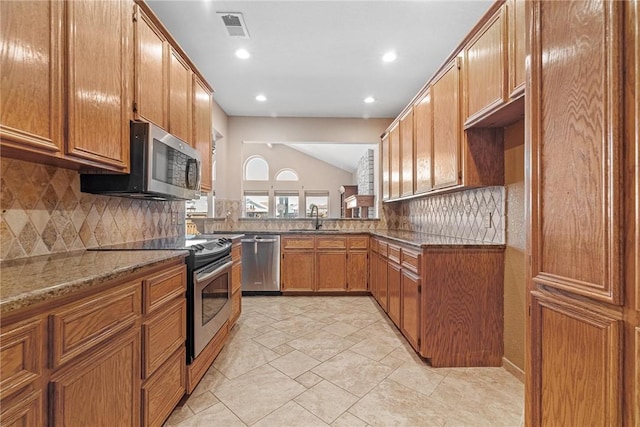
[0,250,188,315]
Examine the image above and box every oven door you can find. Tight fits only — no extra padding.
[193,256,232,358]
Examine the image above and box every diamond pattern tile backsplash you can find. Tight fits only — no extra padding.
[1,158,184,261]
[382,186,505,243]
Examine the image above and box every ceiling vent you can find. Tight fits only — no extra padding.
[217,12,250,38]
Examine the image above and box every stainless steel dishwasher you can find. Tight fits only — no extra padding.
[241,234,281,294]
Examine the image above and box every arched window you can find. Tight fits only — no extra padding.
[244,156,269,181]
[275,169,299,181]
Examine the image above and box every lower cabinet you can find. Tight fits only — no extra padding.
[142,347,186,427]
[375,251,388,311]
[387,262,402,326]
[316,251,347,291]
[281,251,315,291]
[400,269,421,350]
[230,239,242,328]
[0,388,43,427]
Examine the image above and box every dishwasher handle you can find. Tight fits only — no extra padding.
[241,238,278,243]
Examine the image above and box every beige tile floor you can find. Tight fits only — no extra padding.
[165,296,524,427]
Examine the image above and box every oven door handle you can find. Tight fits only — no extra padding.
[195,260,233,285]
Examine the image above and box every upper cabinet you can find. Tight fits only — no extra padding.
[169,49,192,145]
[1,0,132,172]
[381,133,390,201]
[507,0,526,98]
[389,124,401,199]
[192,75,213,193]
[134,5,169,129]
[462,6,508,126]
[399,109,414,197]
[431,59,461,190]
[413,90,433,194]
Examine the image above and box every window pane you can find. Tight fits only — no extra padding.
[306,194,329,218]
[275,194,299,218]
[245,157,269,181]
[243,193,269,218]
[275,169,298,181]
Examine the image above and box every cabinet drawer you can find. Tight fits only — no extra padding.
[143,264,186,314]
[142,346,185,427]
[378,240,388,257]
[0,388,43,427]
[348,236,369,250]
[282,236,314,250]
[370,239,379,253]
[230,290,241,325]
[388,244,401,264]
[232,243,241,261]
[401,248,421,273]
[0,319,43,400]
[317,236,347,249]
[50,282,141,369]
[142,298,186,378]
[232,262,242,293]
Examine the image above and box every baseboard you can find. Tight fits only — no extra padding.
[502,357,525,383]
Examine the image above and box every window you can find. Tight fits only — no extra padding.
[243,192,269,218]
[275,193,299,218]
[244,156,269,181]
[275,169,299,181]
[305,192,329,218]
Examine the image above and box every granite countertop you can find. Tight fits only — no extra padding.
[0,250,188,316]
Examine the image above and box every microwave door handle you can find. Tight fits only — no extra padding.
[186,159,199,190]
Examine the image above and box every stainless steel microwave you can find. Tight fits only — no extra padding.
[81,121,201,201]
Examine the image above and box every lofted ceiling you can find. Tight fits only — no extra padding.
[146,0,493,119]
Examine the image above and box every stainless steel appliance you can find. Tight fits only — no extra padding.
[90,235,232,363]
[241,234,280,294]
[80,121,201,200]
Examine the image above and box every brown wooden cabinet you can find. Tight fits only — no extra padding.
[413,90,433,194]
[400,269,421,350]
[169,48,192,145]
[281,236,315,292]
[462,6,507,126]
[389,124,401,199]
[0,388,43,427]
[387,260,402,327]
[507,0,525,98]
[230,238,242,328]
[526,1,633,425]
[381,133,390,201]
[431,59,461,190]
[374,240,389,311]
[400,109,414,197]
[316,237,347,292]
[193,75,213,193]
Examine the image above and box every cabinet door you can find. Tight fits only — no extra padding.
[347,251,368,292]
[376,253,388,311]
[369,248,378,299]
[142,298,186,379]
[169,49,192,144]
[507,0,526,98]
[193,75,213,192]
[142,347,185,427]
[0,318,43,401]
[0,0,63,155]
[316,251,347,292]
[389,124,401,199]
[387,262,401,327]
[414,90,433,194]
[431,60,461,189]
[400,109,414,197]
[463,6,507,125]
[50,329,140,427]
[281,252,314,292]
[381,133,390,201]
[401,269,421,351]
[134,5,168,129]
[66,0,132,171]
[0,389,43,427]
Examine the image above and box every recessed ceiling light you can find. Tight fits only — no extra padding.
[235,48,250,59]
[256,94,267,102]
[382,51,397,62]
[364,96,375,104]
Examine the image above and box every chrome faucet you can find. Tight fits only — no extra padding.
[310,204,321,230]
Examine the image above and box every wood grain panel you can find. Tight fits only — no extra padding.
[414,90,433,193]
[317,236,347,249]
[378,240,388,257]
[232,242,242,261]
[142,298,186,378]
[390,124,401,198]
[142,346,185,427]
[463,6,507,124]
[143,264,186,315]
[231,262,242,294]
[462,127,505,187]
[193,74,212,192]
[387,261,401,327]
[0,0,63,153]
[369,247,378,299]
[400,248,421,274]
[230,290,241,327]
[169,49,192,144]
[347,251,368,292]
[186,320,227,394]
[632,0,640,313]
[401,269,421,350]
[381,134,390,200]
[0,318,42,401]
[134,5,168,129]
[282,236,314,250]
[0,389,43,427]
[387,244,401,264]
[348,236,369,250]
[50,328,140,427]
[422,249,504,366]
[66,0,131,170]
[376,252,388,311]
[432,60,461,189]
[281,251,314,291]
[507,0,526,98]
[530,0,623,304]
[400,109,414,197]
[316,252,347,291]
[50,282,141,369]
[530,293,621,427]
